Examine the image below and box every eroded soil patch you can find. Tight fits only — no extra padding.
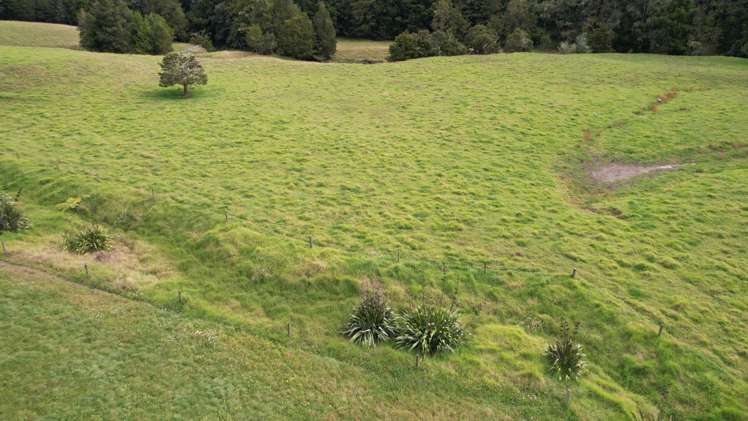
[590,163,679,183]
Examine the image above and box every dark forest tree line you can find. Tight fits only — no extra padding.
[77,0,174,54]
[381,0,748,57]
[0,0,336,59]
[1,0,187,36]
[2,0,747,57]
[187,0,336,59]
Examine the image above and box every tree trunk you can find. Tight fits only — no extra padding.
[182,83,189,97]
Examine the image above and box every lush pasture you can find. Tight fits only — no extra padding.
[1,21,747,419]
[0,20,78,49]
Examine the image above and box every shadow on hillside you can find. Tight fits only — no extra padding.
[140,88,213,101]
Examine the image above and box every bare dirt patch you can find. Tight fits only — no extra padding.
[590,163,679,183]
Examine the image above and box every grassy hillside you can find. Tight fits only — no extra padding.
[1,21,747,420]
[0,20,78,48]
[332,38,390,63]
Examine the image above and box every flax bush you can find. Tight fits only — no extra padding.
[64,225,112,254]
[343,285,394,347]
[394,304,465,356]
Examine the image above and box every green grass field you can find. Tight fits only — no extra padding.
[331,38,390,62]
[1,20,747,420]
[0,20,79,48]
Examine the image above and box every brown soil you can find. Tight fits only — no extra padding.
[590,163,679,183]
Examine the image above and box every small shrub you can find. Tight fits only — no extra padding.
[504,28,533,52]
[190,31,214,51]
[687,40,705,56]
[0,193,30,233]
[389,31,425,61]
[343,285,394,346]
[430,30,468,56]
[546,320,586,402]
[575,33,591,53]
[64,225,112,254]
[413,30,436,56]
[557,41,577,54]
[394,303,465,356]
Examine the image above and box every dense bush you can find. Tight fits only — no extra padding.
[244,25,277,55]
[0,193,31,233]
[389,29,470,61]
[190,31,215,51]
[389,31,426,61]
[504,28,533,52]
[557,41,576,54]
[394,304,465,356]
[64,225,112,254]
[465,24,499,54]
[342,286,394,347]
[430,30,467,56]
[79,0,173,54]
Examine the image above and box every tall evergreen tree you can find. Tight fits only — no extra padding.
[313,1,337,59]
[432,0,468,39]
[79,0,134,53]
[275,4,314,58]
[145,12,174,54]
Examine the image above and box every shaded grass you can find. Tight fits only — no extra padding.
[0,31,747,420]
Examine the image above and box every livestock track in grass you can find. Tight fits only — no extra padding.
[1,20,747,420]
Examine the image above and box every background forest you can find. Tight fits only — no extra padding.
[1,0,747,57]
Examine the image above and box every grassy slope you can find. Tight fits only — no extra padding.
[1,21,747,420]
[0,20,78,48]
[332,38,390,63]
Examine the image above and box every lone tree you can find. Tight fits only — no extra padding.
[546,321,587,404]
[158,51,207,97]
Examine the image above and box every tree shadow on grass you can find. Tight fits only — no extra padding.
[141,87,215,101]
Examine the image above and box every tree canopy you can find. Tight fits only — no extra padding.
[158,51,208,96]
